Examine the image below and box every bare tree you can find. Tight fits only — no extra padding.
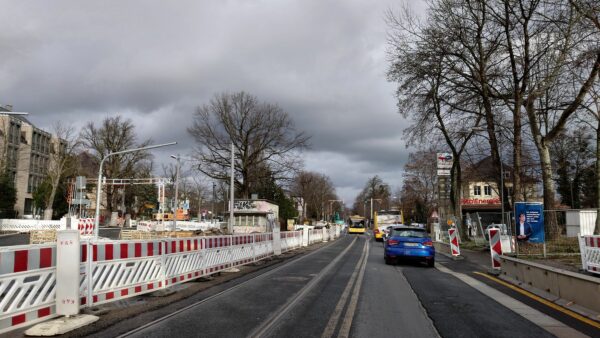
[80,116,152,215]
[43,122,80,220]
[292,171,337,222]
[188,92,310,199]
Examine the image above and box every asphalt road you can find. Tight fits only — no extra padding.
[80,233,597,338]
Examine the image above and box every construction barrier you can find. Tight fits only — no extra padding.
[0,229,338,335]
[578,235,600,275]
[448,228,460,256]
[78,218,95,236]
[488,228,502,270]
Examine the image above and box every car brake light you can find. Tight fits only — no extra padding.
[423,240,433,246]
[388,239,399,246]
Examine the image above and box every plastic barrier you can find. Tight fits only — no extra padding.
[448,228,460,256]
[488,228,502,270]
[78,218,95,236]
[579,235,600,275]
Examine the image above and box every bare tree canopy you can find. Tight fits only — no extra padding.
[80,115,152,212]
[188,92,310,199]
[292,171,337,222]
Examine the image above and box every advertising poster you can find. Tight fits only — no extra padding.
[514,202,544,243]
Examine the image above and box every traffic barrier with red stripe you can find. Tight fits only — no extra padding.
[448,228,460,256]
[488,228,502,270]
[78,218,95,236]
[0,244,58,334]
[0,230,339,335]
[579,235,600,275]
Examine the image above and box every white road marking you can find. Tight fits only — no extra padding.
[435,263,589,338]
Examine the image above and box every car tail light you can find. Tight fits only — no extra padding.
[423,240,433,247]
[388,239,399,246]
[374,229,380,234]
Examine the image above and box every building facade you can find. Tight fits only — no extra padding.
[0,105,61,217]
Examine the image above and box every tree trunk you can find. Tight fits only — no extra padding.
[450,157,466,239]
[43,176,60,220]
[594,119,600,235]
[538,142,559,238]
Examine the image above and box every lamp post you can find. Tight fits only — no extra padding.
[170,155,181,231]
[94,142,177,238]
[229,142,235,234]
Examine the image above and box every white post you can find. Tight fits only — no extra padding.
[172,154,180,231]
[56,230,80,316]
[302,227,309,247]
[229,142,235,234]
[273,227,281,256]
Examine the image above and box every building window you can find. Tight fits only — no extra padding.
[473,185,481,196]
[484,185,492,196]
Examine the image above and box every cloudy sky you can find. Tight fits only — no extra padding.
[0,0,428,204]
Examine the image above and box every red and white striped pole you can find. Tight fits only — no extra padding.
[448,228,460,256]
[488,228,502,270]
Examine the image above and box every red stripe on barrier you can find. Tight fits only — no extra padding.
[39,248,52,268]
[171,241,176,253]
[180,276,184,281]
[105,244,114,260]
[93,245,98,262]
[159,281,162,288]
[93,295,98,303]
[159,242,163,255]
[188,273,192,279]
[147,243,154,256]
[38,307,50,318]
[195,271,200,277]
[121,289,129,297]
[12,314,26,325]
[120,243,129,259]
[135,286,142,293]
[187,240,191,251]
[135,243,142,257]
[81,297,86,305]
[81,244,87,262]
[179,240,184,252]
[14,250,28,273]
[147,283,154,290]
[106,292,114,300]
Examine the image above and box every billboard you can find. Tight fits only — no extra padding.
[514,202,544,243]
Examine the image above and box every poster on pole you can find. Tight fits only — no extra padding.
[514,202,544,243]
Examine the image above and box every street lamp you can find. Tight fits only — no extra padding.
[94,142,177,238]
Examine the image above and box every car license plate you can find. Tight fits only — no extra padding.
[404,242,418,247]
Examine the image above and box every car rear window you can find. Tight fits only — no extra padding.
[391,228,427,238]
[350,223,364,228]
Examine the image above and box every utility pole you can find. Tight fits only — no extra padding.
[212,182,216,223]
[171,154,181,231]
[229,142,234,234]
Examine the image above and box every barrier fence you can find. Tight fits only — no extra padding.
[0,226,340,334]
[579,235,600,275]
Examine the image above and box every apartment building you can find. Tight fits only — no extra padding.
[0,105,60,217]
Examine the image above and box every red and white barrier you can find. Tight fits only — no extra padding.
[78,218,95,236]
[488,228,502,270]
[579,235,600,275]
[448,228,460,256]
[0,244,58,334]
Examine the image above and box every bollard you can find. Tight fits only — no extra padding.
[273,227,281,256]
[448,228,460,256]
[56,230,80,316]
[488,228,502,271]
[302,227,309,247]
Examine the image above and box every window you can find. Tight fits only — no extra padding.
[484,185,492,196]
[473,185,481,196]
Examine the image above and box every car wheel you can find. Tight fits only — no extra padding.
[427,259,435,268]
[384,256,393,265]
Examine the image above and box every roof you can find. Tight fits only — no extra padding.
[463,156,537,184]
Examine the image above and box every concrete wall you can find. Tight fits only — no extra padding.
[500,255,600,313]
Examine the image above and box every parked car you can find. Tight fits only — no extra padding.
[384,226,435,267]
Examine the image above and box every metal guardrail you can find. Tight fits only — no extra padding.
[0,226,340,334]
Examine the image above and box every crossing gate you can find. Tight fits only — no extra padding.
[0,244,59,334]
[579,235,600,275]
[448,228,460,256]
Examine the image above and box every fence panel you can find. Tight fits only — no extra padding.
[579,236,600,275]
[88,240,164,306]
[0,244,58,334]
[231,235,256,266]
[254,233,274,261]
[204,236,233,274]
[163,238,205,287]
[0,219,64,233]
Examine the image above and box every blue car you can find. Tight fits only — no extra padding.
[384,226,435,267]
